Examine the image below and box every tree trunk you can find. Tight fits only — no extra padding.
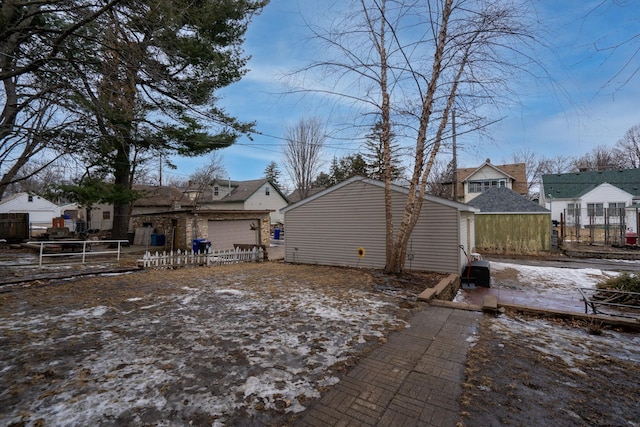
[384,0,454,274]
[111,141,131,240]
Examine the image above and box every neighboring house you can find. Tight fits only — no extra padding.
[467,187,551,253]
[281,176,478,274]
[454,160,528,203]
[131,209,272,252]
[0,192,60,228]
[286,187,325,204]
[129,182,278,250]
[131,185,195,216]
[186,178,289,225]
[540,168,640,239]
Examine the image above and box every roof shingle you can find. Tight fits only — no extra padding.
[467,187,549,213]
[542,169,640,199]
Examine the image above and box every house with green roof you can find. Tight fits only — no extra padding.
[540,169,640,237]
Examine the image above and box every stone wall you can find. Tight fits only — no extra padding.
[131,210,271,251]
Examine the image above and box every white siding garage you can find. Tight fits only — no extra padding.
[281,176,477,274]
[208,219,259,250]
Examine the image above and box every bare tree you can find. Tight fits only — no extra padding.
[572,144,625,171]
[613,124,640,169]
[189,152,227,186]
[538,155,572,175]
[301,0,542,272]
[283,118,326,199]
[426,158,455,199]
[188,152,227,209]
[584,1,640,92]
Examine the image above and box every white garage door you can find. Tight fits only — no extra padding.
[208,220,259,251]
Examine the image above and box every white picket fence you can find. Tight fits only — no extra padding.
[138,247,264,269]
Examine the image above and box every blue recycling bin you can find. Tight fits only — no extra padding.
[151,234,165,246]
[274,229,281,240]
[192,238,210,253]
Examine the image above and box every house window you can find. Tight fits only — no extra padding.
[214,186,219,196]
[28,195,33,202]
[587,203,603,217]
[468,179,506,193]
[608,202,625,217]
[265,186,270,196]
[103,211,110,220]
[567,203,580,217]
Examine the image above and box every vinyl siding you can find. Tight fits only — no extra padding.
[284,180,463,273]
[244,186,288,224]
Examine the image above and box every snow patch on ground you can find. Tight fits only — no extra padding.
[490,314,640,368]
[490,261,617,295]
[0,278,405,426]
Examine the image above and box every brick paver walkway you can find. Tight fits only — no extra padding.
[297,305,483,426]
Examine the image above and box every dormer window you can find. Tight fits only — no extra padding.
[28,195,33,202]
[214,186,219,196]
[265,186,270,196]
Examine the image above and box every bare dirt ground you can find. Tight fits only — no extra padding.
[2,254,640,426]
[0,261,443,426]
[458,261,640,427]
[460,313,640,427]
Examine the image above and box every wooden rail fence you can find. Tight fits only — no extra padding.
[138,247,264,268]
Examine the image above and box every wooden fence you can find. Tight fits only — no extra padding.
[138,247,264,269]
[474,213,551,253]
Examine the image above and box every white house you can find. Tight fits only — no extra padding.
[0,193,60,228]
[540,169,640,242]
[185,178,289,225]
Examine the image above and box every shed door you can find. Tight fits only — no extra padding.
[208,220,258,251]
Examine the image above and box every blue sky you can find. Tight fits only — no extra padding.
[168,0,640,188]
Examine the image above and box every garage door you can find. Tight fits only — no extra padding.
[208,220,259,251]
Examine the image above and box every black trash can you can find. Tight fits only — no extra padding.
[461,260,491,287]
[198,240,211,253]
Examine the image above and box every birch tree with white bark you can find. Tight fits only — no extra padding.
[299,0,542,272]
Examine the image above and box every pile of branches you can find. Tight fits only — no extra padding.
[595,273,640,307]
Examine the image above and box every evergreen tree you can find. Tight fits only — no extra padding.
[312,172,332,188]
[263,161,282,187]
[56,0,268,238]
[362,121,404,181]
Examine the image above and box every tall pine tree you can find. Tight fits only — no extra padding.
[362,121,404,181]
